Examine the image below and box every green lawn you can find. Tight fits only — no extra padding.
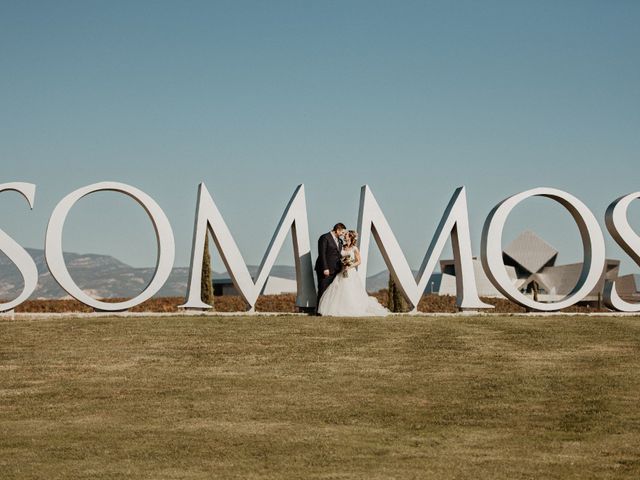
[1,314,640,479]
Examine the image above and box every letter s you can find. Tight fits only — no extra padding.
[604,192,640,312]
[0,183,37,312]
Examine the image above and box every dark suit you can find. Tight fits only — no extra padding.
[315,232,343,306]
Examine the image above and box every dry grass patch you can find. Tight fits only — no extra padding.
[13,293,612,313]
[1,315,640,479]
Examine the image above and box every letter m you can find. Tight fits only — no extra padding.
[356,185,492,311]
[180,183,316,311]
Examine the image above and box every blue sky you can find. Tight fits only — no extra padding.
[0,1,639,277]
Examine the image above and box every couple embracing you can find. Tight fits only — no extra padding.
[314,223,389,317]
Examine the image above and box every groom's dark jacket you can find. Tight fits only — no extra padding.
[315,232,342,275]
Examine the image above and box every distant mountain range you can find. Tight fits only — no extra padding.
[0,248,441,300]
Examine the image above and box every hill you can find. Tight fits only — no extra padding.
[0,248,439,299]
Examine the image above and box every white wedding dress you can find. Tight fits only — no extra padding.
[317,247,390,317]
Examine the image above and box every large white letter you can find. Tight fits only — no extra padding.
[179,183,316,311]
[603,192,640,312]
[356,185,491,312]
[481,187,605,311]
[45,182,175,311]
[0,183,38,312]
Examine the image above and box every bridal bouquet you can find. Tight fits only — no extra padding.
[341,256,355,277]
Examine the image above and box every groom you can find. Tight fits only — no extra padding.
[315,222,346,308]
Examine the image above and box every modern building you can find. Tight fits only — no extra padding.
[606,273,640,303]
[438,258,523,298]
[213,275,297,296]
[438,230,629,304]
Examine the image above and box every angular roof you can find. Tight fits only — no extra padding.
[531,259,618,297]
[532,263,583,296]
[616,274,640,296]
[503,230,558,275]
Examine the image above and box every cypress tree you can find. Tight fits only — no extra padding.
[387,274,407,313]
[387,274,396,311]
[201,234,214,307]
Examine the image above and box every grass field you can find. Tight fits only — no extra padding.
[1,314,640,479]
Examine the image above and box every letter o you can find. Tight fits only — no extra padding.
[45,182,175,311]
[480,187,605,311]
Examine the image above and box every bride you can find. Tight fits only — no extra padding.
[317,230,390,317]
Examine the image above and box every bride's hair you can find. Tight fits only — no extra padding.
[344,230,358,248]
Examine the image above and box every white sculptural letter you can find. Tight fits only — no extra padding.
[45,182,175,311]
[481,187,606,311]
[603,192,640,312]
[179,183,316,311]
[0,183,38,312]
[356,185,492,312]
